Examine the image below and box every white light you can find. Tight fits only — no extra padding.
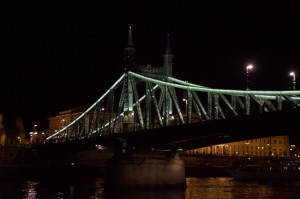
[246,65,253,70]
[290,72,295,76]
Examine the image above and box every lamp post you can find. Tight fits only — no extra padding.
[33,124,38,142]
[246,65,253,90]
[182,92,187,121]
[290,71,296,90]
[30,124,37,143]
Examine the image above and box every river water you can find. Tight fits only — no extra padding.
[1,174,300,199]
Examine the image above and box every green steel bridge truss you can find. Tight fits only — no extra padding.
[46,71,300,143]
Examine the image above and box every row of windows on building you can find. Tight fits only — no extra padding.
[185,136,291,157]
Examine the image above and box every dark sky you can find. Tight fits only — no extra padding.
[2,1,300,131]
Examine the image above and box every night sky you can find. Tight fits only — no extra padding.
[2,1,300,131]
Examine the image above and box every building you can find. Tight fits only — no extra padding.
[173,111,291,157]
[0,114,26,146]
[185,136,290,157]
[48,106,86,136]
[47,106,120,136]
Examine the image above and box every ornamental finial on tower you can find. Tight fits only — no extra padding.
[124,23,136,69]
[128,23,133,47]
[163,33,174,77]
[165,33,172,54]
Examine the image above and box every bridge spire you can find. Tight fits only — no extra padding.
[163,34,174,77]
[128,24,133,47]
[124,24,136,70]
[162,34,174,122]
[165,33,172,54]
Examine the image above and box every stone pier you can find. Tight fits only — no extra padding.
[105,152,186,188]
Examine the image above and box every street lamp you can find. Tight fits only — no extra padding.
[182,92,188,121]
[30,124,37,143]
[246,64,253,90]
[290,71,296,90]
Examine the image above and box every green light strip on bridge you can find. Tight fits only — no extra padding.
[168,76,207,88]
[90,84,159,135]
[46,73,126,140]
[47,71,300,141]
[129,71,300,96]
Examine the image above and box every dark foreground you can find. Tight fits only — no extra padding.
[1,172,300,199]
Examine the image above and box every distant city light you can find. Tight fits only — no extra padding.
[246,65,253,70]
[246,64,254,90]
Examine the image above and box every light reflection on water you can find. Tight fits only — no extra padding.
[23,181,39,199]
[186,177,300,199]
[1,176,300,199]
[21,177,106,199]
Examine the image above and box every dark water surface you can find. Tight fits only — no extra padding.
[1,174,300,199]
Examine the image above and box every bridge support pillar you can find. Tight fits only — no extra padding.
[105,152,186,188]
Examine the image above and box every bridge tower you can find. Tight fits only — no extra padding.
[123,24,135,132]
[163,34,173,77]
[162,34,174,125]
[124,24,136,70]
[105,27,186,189]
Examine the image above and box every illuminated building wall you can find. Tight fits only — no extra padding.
[185,136,290,157]
[174,112,291,157]
[0,114,26,146]
[48,106,119,136]
[48,107,85,136]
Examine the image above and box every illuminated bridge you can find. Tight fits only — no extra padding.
[45,69,300,150]
[43,26,300,188]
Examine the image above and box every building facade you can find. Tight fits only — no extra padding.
[185,136,290,157]
[48,107,85,136]
[174,112,291,157]
[48,106,120,137]
[0,114,26,146]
